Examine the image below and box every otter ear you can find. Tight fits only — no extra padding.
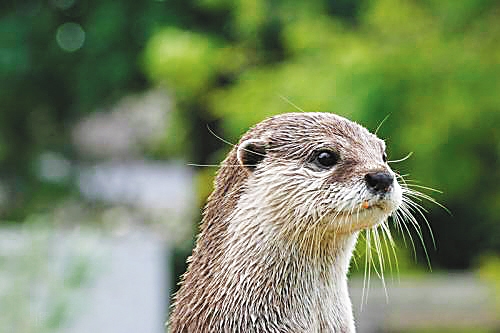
[237,139,267,170]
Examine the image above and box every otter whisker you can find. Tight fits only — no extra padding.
[402,195,436,249]
[380,221,398,280]
[395,207,418,259]
[404,188,450,215]
[399,200,423,237]
[403,195,430,213]
[278,94,306,113]
[392,212,413,266]
[372,227,389,302]
[370,228,384,279]
[206,125,240,151]
[391,213,406,246]
[361,229,372,307]
[400,200,433,270]
[380,221,396,248]
[404,183,443,194]
[399,177,447,255]
[398,175,444,201]
[402,195,444,226]
[374,113,392,136]
[395,173,411,180]
[387,151,413,164]
[206,124,301,166]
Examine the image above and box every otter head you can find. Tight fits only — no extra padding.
[233,112,402,236]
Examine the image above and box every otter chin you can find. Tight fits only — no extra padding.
[169,112,404,333]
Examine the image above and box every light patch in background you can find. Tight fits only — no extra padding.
[78,161,192,213]
[72,89,171,159]
[0,226,168,333]
[77,161,195,245]
[38,152,72,183]
[56,22,85,52]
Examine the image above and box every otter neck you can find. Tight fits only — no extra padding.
[212,194,359,332]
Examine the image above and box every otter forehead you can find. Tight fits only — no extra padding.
[244,112,385,163]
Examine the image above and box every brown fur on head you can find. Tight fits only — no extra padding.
[169,112,402,332]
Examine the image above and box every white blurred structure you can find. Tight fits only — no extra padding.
[0,226,169,333]
[62,228,168,333]
[77,160,195,245]
[70,88,195,245]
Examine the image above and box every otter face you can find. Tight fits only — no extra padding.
[236,112,402,235]
[305,145,402,233]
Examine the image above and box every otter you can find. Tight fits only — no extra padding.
[169,112,403,332]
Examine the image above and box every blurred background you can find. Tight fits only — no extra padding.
[1,0,499,332]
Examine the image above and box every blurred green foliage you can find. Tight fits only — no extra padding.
[1,0,499,271]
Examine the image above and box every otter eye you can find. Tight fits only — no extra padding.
[313,150,339,169]
[382,152,387,162]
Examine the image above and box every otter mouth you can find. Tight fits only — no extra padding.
[331,200,391,218]
[326,199,396,234]
[361,200,387,211]
[328,204,387,223]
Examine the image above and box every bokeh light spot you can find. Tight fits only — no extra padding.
[56,22,85,52]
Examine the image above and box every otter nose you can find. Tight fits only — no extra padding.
[365,171,394,194]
